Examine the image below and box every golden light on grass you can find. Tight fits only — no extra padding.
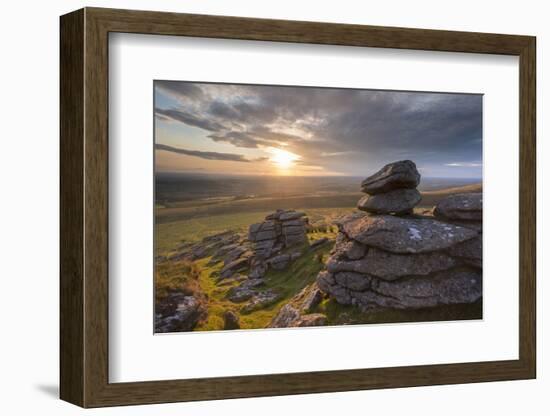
[268,148,300,170]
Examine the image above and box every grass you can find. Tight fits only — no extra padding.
[155,260,201,303]
[155,193,361,224]
[317,298,483,325]
[192,238,334,331]
[155,207,346,256]
[155,191,483,330]
[155,211,271,256]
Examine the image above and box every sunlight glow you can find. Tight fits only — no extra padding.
[268,148,300,169]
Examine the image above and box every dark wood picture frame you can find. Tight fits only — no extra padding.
[60,7,536,408]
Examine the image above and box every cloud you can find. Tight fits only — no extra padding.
[155,108,225,132]
[155,80,205,101]
[445,162,482,167]
[155,81,483,176]
[155,144,265,163]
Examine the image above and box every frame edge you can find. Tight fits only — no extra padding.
[61,7,537,407]
[60,8,86,408]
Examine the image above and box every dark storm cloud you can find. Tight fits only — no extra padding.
[155,81,482,176]
[155,144,266,163]
[155,108,226,132]
[155,80,205,101]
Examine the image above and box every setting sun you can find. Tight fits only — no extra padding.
[268,148,300,169]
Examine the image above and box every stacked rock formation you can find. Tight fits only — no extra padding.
[249,209,309,256]
[317,161,482,311]
[248,209,308,262]
[357,160,422,215]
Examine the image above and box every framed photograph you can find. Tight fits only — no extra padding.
[60,7,536,408]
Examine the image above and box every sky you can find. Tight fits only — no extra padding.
[154,81,482,178]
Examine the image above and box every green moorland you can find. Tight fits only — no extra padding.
[155,183,483,331]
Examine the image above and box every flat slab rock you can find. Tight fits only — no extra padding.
[357,188,421,215]
[327,247,457,280]
[360,160,420,195]
[341,214,478,253]
[318,269,482,310]
[434,193,482,221]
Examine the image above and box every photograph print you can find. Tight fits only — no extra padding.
[154,81,483,333]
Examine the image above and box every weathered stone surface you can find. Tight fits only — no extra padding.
[317,271,352,305]
[279,211,306,221]
[172,231,241,262]
[223,245,249,265]
[249,258,268,279]
[367,269,482,309]
[223,310,240,330]
[319,269,482,311]
[248,220,279,241]
[155,295,207,333]
[341,214,478,254]
[282,225,306,235]
[219,254,252,279]
[357,188,421,215]
[265,209,285,220]
[241,290,280,313]
[253,239,276,259]
[284,233,307,246]
[314,162,483,314]
[254,230,278,241]
[334,271,372,291]
[434,193,482,221]
[447,235,482,268]
[248,210,309,258]
[269,304,301,328]
[268,284,325,328]
[300,286,323,312]
[226,279,264,302]
[327,248,457,280]
[310,237,329,250]
[268,254,291,270]
[282,218,307,227]
[332,233,367,260]
[360,160,420,194]
[442,219,482,232]
[296,314,327,327]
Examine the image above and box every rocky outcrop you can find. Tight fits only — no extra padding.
[358,160,422,215]
[170,230,241,263]
[249,210,309,257]
[226,279,281,313]
[360,160,420,195]
[241,210,310,280]
[340,214,478,254]
[155,294,207,333]
[434,193,482,221]
[317,161,482,312]
[310,237,330,250]
[223,310,240,330]
[269,284,326,328]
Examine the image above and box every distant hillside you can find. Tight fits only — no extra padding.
[417,183,482,209]
[422,183,482,195]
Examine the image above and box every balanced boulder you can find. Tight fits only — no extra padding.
[358,160,422,215]
[360,160,420,194]
[317,161,483,312]
[357,188,421,215]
